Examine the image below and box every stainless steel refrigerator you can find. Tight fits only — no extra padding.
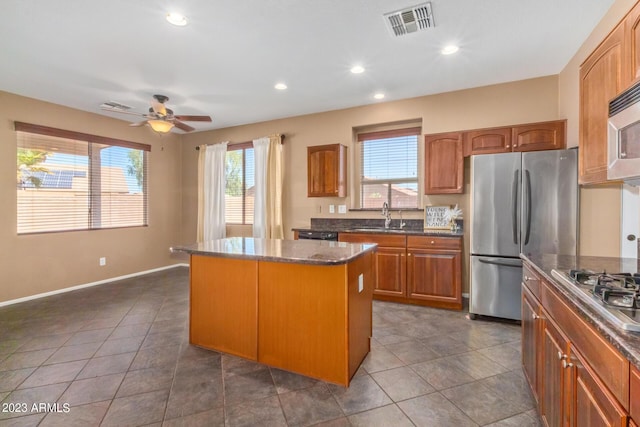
[469,148,578,320]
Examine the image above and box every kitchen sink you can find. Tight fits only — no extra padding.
[347,227,407,233]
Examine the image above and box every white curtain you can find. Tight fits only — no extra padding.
[252,137,270,238]
[197,142,228,241]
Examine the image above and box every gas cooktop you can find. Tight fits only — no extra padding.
[550,269,640,332]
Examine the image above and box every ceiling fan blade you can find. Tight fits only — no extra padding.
[129,121,148,127]
[174,115,212,122]
[100,107,147,117]
[151,99,167,116]
[173,120,195,132]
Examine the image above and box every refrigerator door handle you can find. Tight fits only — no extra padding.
[512,169,519,244]
[478,257,523,268]
[524,169,532,245]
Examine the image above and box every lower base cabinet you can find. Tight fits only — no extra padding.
[339,233,462,309]
[522,260,634,427]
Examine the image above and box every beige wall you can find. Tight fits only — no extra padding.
[181,76,560,293]
[558,0,638,257]
[0,91,184,303]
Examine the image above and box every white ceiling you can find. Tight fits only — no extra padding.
[1,0,615,132]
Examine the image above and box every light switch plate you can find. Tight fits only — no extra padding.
[329,204,335,213]
[358,274,364,293]
[338,205,347,214]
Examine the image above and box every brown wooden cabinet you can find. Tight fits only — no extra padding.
[625,1,640,86]
[463,127,512,156]
[512,121,566,152]
[463,121,566,156]
[406,236,462,309]
[631,364,640,424]
[339,232,462,309]
[337,233,406,297]
[307,144,347,197]
[424,132,463,194]
[521,285,541,404]
[540,312,570,427]
[579,24,627,184]
[522,260,634,426]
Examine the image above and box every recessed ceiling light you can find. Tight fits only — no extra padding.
[350,65,365,74]
[441,45,459,55]
[166,13,188,26]
[274,83,287,90]
[374,93,385,100]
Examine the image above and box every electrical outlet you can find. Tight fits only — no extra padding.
[338,205,347,214]
[358,274,364,293]
[99,257,106,266]
[329,205,335,214]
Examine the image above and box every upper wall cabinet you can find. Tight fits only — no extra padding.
[463,127,512,156]
[463,120,566,156]
[576,0,640,185]
[307,144,347,197]
[424,132,463,194]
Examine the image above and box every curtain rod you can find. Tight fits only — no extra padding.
[195,134,285,150]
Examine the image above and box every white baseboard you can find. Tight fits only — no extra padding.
[0,263,190,308]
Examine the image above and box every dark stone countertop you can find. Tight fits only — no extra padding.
[522,253,640,370]
[171,237,376,266]
[293,226,464,237]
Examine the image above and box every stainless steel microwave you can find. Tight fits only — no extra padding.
[608,81,640,185]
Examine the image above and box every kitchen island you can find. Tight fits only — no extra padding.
[171,238,376,386]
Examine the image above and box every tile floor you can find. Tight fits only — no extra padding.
[0,267,541,426]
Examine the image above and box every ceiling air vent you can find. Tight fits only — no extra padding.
[100,101,133,111]
[384,2,434,37]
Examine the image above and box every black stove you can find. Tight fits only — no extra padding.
[551,269,640,332]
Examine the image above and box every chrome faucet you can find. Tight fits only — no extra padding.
[398,210,406,229]
[382,202,392,229]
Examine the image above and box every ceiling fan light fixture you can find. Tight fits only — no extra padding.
[147,120,175,133]
[166,13,188,27]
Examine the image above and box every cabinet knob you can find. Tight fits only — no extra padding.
[557,351,566,361]
[506,145,510,148]
[532,313,539,320]
[562,360,573,369]
[430,240,435,244]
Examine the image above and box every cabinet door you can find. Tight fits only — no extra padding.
[307,144,346,197]
[374,247,406,297]
[579,24,626,184]
[571,347,628,427]
[406,248,461,308]
[540,314,569,427]
[625,0,640,83]
[463,127,512,156]
[512,120,566,152]
[629,364,640,424]
[424,133,463,194]
[522,285,540,404]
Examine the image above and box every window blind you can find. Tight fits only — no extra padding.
[358,127,420,209]
[225,143,254,225]
[15,122,150,234]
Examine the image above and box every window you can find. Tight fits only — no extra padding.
[16,122,149,234]
[225,143,254,224]
[357,127,420,209]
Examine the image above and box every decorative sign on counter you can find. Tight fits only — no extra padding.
[424,206,451,230]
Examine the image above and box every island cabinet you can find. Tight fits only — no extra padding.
[179,238,376,387]
[522,260,633,426]
[424,132,463,194]
[339,233,462,310]
[307,143,347,197]
[463,121,566,156]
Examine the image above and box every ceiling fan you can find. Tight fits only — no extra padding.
[100,94,212,133]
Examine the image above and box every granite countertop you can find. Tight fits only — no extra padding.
[171,237,377,266]
[522,253,640,370]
